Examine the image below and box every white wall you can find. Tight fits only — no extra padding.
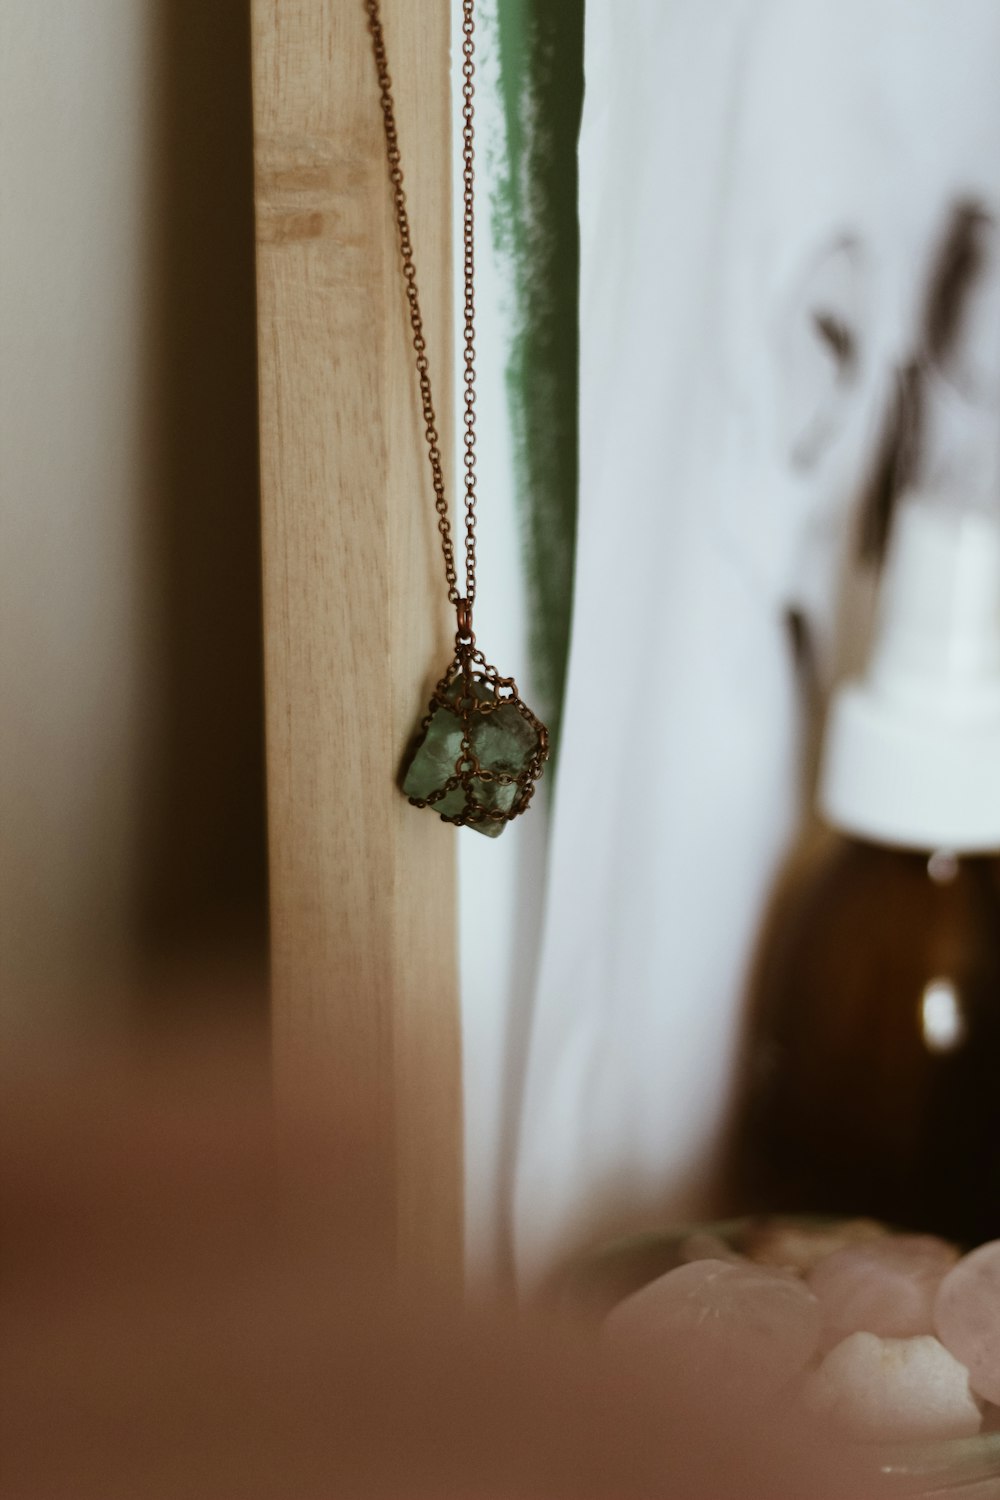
[2,3,156,1026]
[0,1,266,1036]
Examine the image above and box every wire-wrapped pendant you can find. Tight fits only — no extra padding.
[368,5,549,837]
[402,620,549,837]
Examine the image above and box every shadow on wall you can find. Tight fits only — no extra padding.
[134,0,268,1018]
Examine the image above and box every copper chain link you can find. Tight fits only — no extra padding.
[365,0,478,632]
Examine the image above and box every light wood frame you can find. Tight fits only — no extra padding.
[251,0,462,1286]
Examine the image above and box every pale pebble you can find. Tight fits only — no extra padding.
[934,1240,1000,1405]
[807,1235,958,1344]
[742,1217,888,1276]
[604,1257,822,1399]
[802,1332,982,1442]
[678,1231,800,1281]
[678,1232,747,1267]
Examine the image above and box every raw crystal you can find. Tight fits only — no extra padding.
[934,1240,1000,1403]
[402,678,541,838]
[807,1235,958,1344]
[802,1332,981,1441]
[603,1258,822,1401]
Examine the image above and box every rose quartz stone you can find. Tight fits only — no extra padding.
[604,1257,822,1399]
[802,1332,981,1441]
[807,1235,958,1343]
[934,1240,1000,1404]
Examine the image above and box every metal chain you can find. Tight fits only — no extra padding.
[365,0,478,630]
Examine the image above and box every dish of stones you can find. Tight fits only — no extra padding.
[553,1216,1000,1495]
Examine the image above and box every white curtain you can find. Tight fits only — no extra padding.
[512,0,1000,1283]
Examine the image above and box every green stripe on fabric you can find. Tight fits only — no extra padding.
[492,0,584,760]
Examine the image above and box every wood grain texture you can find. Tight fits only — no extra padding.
[251,0,461,1286]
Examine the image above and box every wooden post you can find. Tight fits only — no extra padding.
[250,0,462,1286]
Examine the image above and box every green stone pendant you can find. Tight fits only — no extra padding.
[402,647,548,837]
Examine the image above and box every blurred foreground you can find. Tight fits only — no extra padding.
[0,1024,883,1499]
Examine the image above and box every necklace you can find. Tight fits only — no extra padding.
[365,0,549,838]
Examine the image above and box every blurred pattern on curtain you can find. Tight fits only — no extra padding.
[493,0,584,750]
